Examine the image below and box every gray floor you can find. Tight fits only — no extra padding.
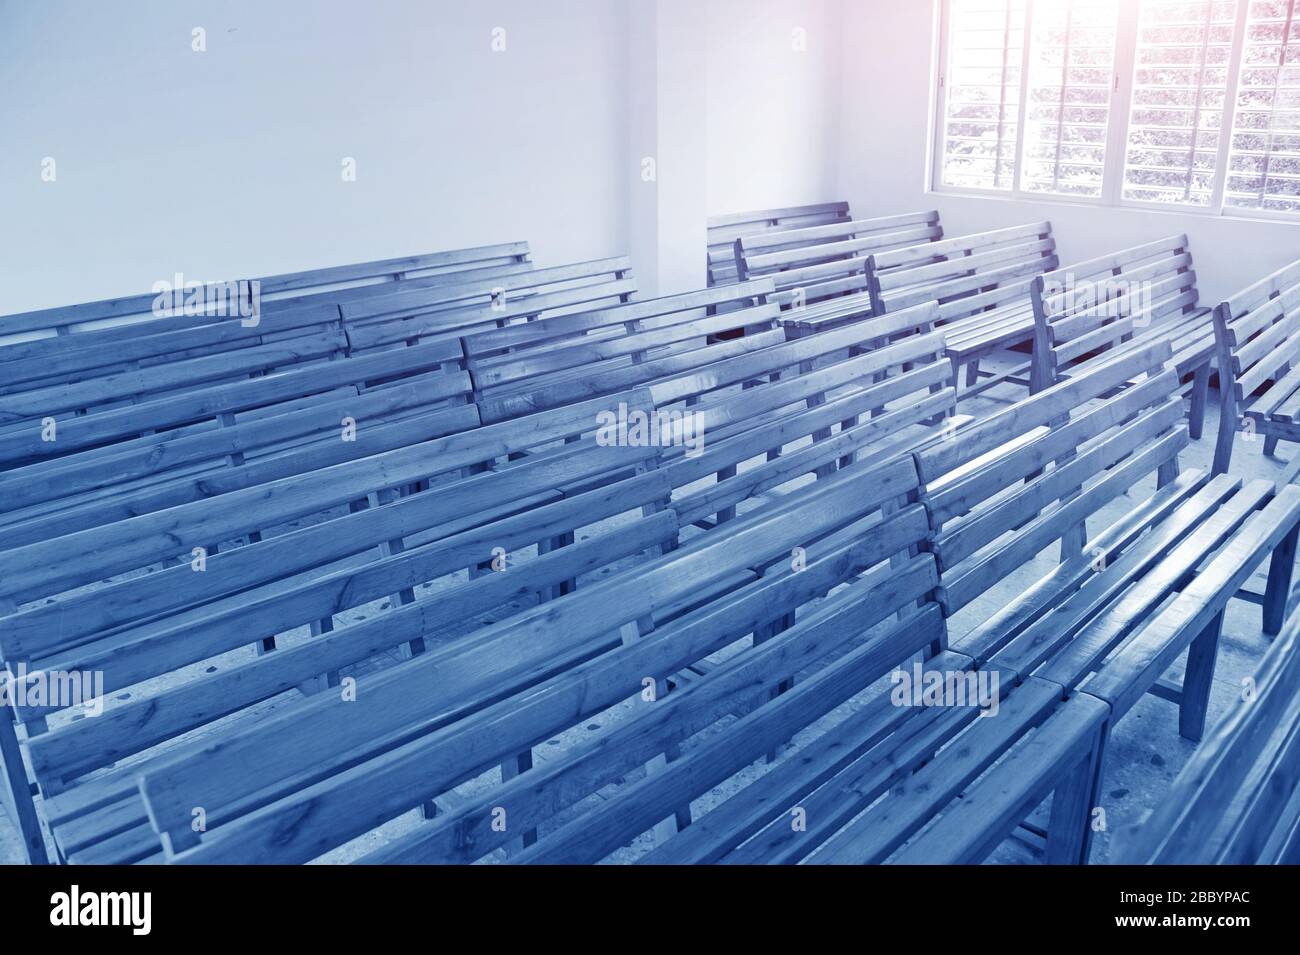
[0,379,1292,866]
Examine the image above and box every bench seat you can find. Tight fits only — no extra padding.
[867,221,1058,402]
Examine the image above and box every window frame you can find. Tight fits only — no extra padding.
[931,0,1300,222]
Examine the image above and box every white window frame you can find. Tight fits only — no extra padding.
[931,0,1300,222]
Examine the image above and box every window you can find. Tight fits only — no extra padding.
[939,0,1027,191]
[1023,0,1122,197]
[935,0,1300,218]
[1122,0,1238,205]
[1227,0,1300,211]
[937,0,1122,198]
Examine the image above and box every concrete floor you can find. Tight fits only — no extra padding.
[0,374,1293,866]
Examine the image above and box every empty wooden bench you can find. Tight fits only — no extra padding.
[463,279,779,417]
[681,345,1297,866]
[1211,258,1300,476]
[132,456,1104,866]
[706,202,851,287]
[1030,235,1215,439]
[0,257,629,477]
[1116,604,1300,864]
[2,280,759,539]
[733,210,943,332]
[0,242,533,349]
[867,221,1059,400]
[918,343,1300,860]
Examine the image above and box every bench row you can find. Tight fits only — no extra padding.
[4,331,1291,864]
[731,211,1219,436]
[0,272,831,545]
[0,298,957,863]
[0,241,535,345]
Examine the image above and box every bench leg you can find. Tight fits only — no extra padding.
[0,702,49,864]
[1179,610,1225,742]
[1188,363,1210,441]
[754,616,795,762]
[1266,434,1281,458]
[1044,716,1108,865]
[537,532,577,598]
[1263,524,1300,637]
[716,464,738,523]
[1212,389,1238,476]
[965,360,980,391]
[1157,456,1180,489]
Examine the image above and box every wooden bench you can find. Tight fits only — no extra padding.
[133,451,1114,866]
[0,257,631,483]
[1030,235,1215,439]
[608,344,1296,867]
[1116,604,1300,864]
[128,458,1001,864]
[463,279,778,417]
[867,221,1059,401]
[0,302,959,864]
[916,342,1300,861]
[0,242,532,349]
[734,211,943,332]
[1211,258,1300,476]
[706,202,851,287]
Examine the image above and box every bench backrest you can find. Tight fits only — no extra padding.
[341,257,635,354]
[1118,606,1300,864]
[0,349,477,546]
[0,242,532,347]
[137,453,939,863]
[0,256,632,475]
[1214,258,1300,418]
[912,337,1184,618]
[1032,235,1201,387]
[868,221,1058,323]
[463,279,777,413]
[0,327,470,472]
[706,202,851,286]
[735,211,943,310]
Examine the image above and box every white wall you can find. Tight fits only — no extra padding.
[0,0,630,313]
[705,0,844,217]
[838,0,1300,305]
